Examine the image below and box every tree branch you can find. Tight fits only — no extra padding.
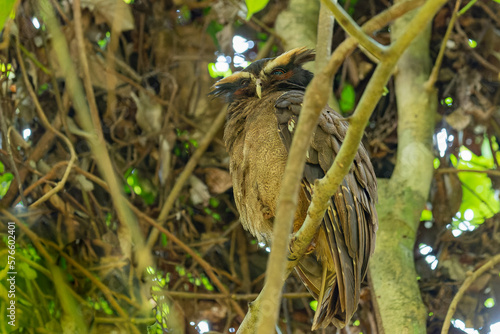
[424,0,462,91]
[16,39,77,208]
[146,106,228,249]
[320,0,387,60]
[316,0,340,111]
[242,0,447,333]
[289,0,434,272]
[369,0,441,332]
[38,0,153,275]
[441,254,500,334]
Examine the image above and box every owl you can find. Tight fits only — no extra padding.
[210,47,378,330]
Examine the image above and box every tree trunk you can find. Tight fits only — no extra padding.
[369,3,437,333]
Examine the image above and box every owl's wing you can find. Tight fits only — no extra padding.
[274,90,378,329]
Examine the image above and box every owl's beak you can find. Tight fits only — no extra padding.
[255,79,262,99]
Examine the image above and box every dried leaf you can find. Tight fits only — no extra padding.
[440,256,467,281]
[445,108,472,131]
[159,137,171,186]
[189,175,210,206]
[131,90,163,134]
[201,167,232,194]
[81,0,134,32]
[74,174,94,192]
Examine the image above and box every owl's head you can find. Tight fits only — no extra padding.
[209,47,315,103]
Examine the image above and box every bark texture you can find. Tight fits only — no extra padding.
[368,4,437,333]
[275,0,319,72]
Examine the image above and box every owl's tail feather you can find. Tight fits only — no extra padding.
[295,253,352,330]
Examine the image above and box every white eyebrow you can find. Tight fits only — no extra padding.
[240,72,253,79]
[263,58,280,74]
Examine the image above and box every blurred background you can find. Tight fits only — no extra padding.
[0,0,499,333]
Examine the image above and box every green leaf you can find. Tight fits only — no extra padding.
[0,0,16,32]
[0,172,13,199]
[18,262,37,280]
[208,62,232,78]
[481,135,493,160]
[455,146,500,226]
[201,275,214,291]
[339,83,356,113]
[206,20,223,47]
[245,0,270,20]
[161,233,168,247]
[382,86,389,96]
[450,153,458,166]
[178,5,191,21]
[467,39,478,48]
[209,197,220,208]
[433,158,441,169]
[257,32,268,41]
[420,209,433,221]
[0,172,13,182]
[309,300,318,311]
[484,297,495,308]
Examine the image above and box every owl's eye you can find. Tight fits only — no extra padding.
[240,79,250,86]
[271,68,286,75]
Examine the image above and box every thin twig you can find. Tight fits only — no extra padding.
[103,0,123,120]
[435,167,500,177]
[441,254,500,334]
[163,291,312,300]
[324,0,426,77]
[252,0,448,332]
[0,115,62,206]
[2,210,54,264]
[18,43,52,75]
[130,203,247,319]
[15,39,77,208]
[73,0,104,134]
[0,116,28,206]
[48,263,89,333]
[146,106,228,249]
[0,215,88,323]
[321,0,387,60]
[44,241,142,334]
[425,0,462,91]
[39,0,153,274]
[316,0,341,111]
[457,0,478,15]
[477,1,500,26]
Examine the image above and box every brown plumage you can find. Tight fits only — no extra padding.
[210,47,378,330]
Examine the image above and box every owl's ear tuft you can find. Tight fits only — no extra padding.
[264,47,315,74]
[209,72,248,102]
[208,82,236,102]
[289,47,315,66]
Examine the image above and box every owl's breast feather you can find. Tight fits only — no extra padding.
[223,93,289,242]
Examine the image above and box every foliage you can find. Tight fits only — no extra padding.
[0,0,15,32]
[0,0,499,333]
[245,0,270,20]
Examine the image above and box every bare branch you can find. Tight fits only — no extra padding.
[441,254,500,334]
[321,0,387,60]
[243,0,448,333]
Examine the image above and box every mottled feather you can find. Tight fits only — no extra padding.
[275,90,377,329]
[210,48,378,330]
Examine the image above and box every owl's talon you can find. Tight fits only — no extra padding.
[288,232,316,255]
